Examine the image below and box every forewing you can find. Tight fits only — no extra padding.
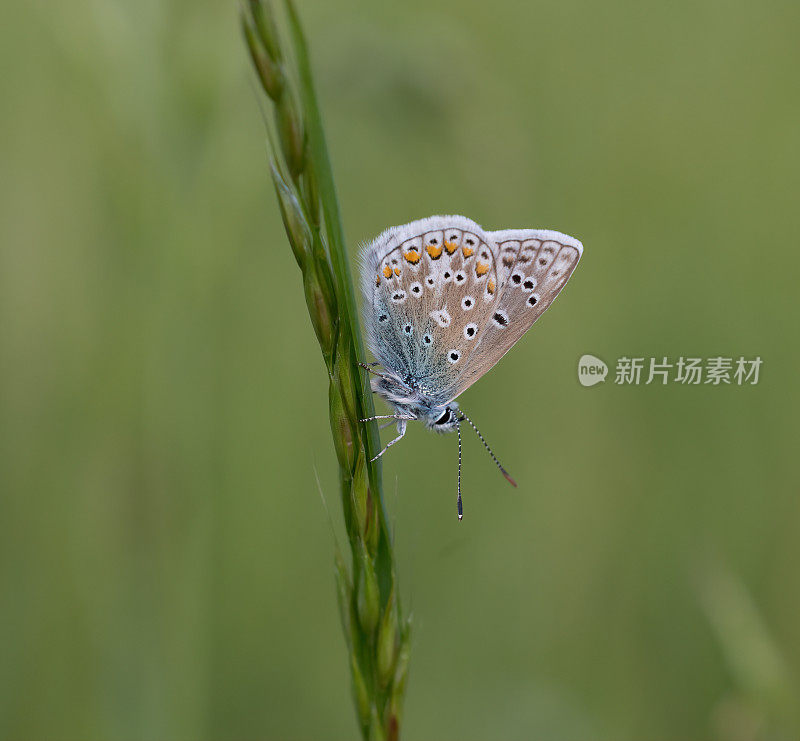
[361,216,502,403]
[446,229,583,398]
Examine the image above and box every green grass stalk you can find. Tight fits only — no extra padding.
[241,3,411,738]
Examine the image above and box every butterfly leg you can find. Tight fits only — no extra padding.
[359,362,385,375]
[359,413,407,423]
[358,362,396,384]
[370,419,407,463]
[358,413,408,431]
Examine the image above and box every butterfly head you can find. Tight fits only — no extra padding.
[421,404,460,433]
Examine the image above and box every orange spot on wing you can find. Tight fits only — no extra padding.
[394,267,401,276]
[426,244,443,259]
[376,273,381,286]
[462,246,474,258]
[404,249,421,264]
[383,265,393,278]
[488,278,496,294]
[475,262,490,277]
[444,240,458,254]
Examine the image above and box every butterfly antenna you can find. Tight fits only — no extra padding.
[455,417,463,520]
[458,411,517,487]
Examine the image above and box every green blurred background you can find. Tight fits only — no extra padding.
[2,0,799,739]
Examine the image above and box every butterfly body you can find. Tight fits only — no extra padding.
[370,372,460,432]
[359,215,582,516]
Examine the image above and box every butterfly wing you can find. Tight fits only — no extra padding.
[361,216,502,404]
[445,229,583,398]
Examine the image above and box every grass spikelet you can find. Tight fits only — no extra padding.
[241,2,410,737]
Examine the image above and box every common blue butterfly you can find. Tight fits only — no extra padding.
[360,215,583,519]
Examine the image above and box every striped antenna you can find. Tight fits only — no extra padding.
[455,417,463,520]
[458,410,517,487]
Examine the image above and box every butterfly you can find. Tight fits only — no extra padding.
[359,215,583,519]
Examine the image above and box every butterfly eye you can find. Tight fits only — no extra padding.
[447,350,461,364]
[435,408,452,425]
